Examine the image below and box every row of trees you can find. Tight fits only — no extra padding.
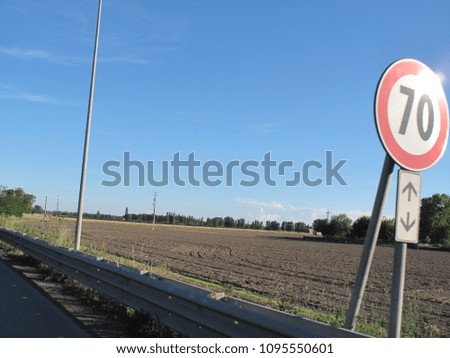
[311,194,450,245]
[419,194,450,245]
[264,220,310,232]
[313,214,395,243]
[122,195,450,245]
[1,185,449,245]
[122,208,311,232]
[0,186,35,217]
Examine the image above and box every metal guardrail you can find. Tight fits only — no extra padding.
[0,228,367,338]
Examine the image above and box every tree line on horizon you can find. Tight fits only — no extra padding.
[124,207,310,233]
[1,185,449,246]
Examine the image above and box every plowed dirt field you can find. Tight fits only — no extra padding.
[25,219,450,336]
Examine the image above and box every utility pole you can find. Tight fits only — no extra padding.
[74,0,103,251]
[326,209,331,221]
[44,196,48,220]
[152,192,158,231]
[56,195,60,214]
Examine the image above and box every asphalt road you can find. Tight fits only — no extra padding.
[0,259,90,338]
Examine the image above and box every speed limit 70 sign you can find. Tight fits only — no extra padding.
[375,59,449,171]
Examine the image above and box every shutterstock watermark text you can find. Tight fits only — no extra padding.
[102,151,348,187]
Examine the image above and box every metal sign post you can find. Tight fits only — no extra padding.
[388,241,407,337]
[344,154,394,330]
[389,170,421,337]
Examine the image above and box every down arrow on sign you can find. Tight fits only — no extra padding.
[400,212,416,232]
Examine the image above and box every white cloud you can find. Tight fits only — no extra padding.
[0,46,76,65]
[236,197,327,223]
[0,83,77,106]
[258,212,280,222]
[344,209,372,221]
[0,46,149,66]
[0,92,58,104]
[236,197,371,224]
[236,198,285,210]
[0,47,51,60]
[246,121,285,134]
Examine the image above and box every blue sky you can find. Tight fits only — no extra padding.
[1,0,449,224]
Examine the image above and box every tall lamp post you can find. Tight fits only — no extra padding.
[74,0,103,251]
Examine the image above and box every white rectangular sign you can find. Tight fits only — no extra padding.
[395,170,421,243]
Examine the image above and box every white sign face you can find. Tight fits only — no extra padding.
[395,170,422,243]
[388,74,441,156]
[375,59,449,171]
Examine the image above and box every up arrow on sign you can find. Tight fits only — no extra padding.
[402,182,417,202]
[395,170,422,243]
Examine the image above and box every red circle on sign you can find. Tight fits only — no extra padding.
[375,59,449,171]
